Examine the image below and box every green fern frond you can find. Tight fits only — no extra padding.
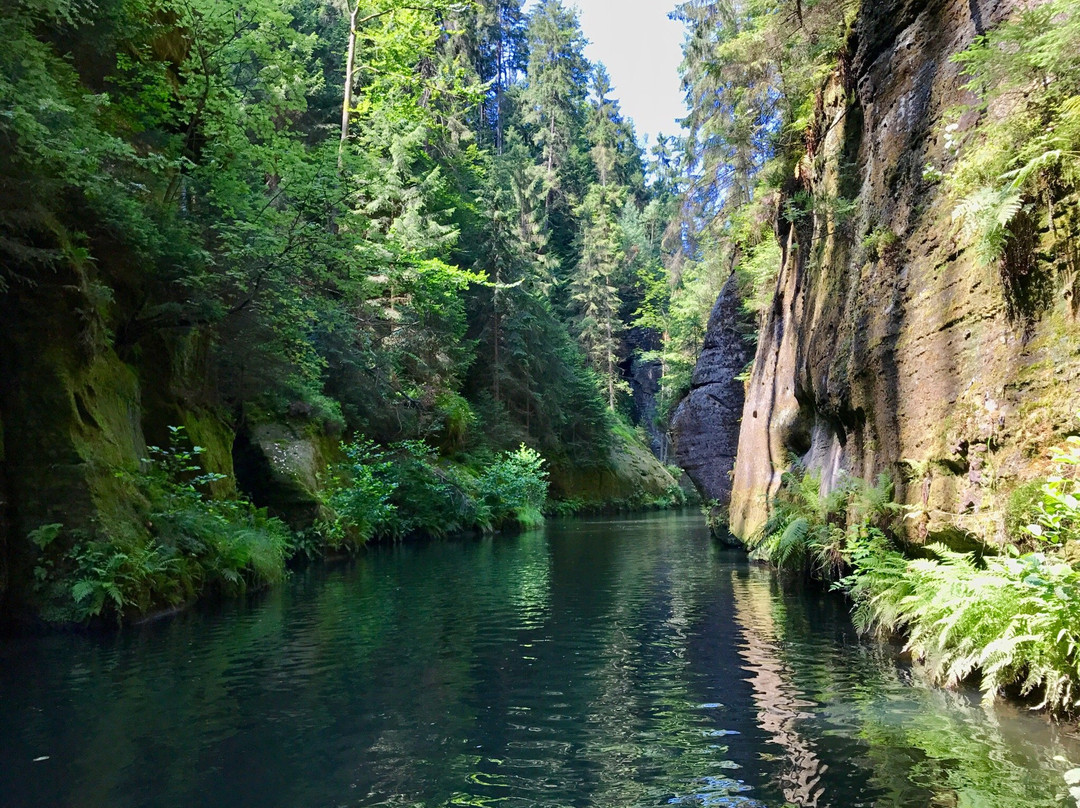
[772,516,811,569]
[953,185,1022,266]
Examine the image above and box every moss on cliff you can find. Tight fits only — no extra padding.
[727,0,1080,552]
[548,425,680,510]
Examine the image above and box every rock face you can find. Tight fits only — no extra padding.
[625,327,671,463]
[670,273,753,532]
[0,272,240,612]
[729,0,1080,543]
[548,428,679,507]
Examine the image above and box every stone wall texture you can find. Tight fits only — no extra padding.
[727,0,1080,543]
[670,273,753,533]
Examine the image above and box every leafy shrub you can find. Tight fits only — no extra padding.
[320,439,397,546]
[547,498,586,517]
[320,439,549,540]
[861,226,898,262]
[32,526,189,623]
[946,0,1080,314]
[476,444,549,529]
[436,392,477,451]
[137,428,289,593]
[1023,434,1080,546]
[383,441,488,538]
[656,482,687,509]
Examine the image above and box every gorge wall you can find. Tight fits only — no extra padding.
[687,0,1080,544]
[670,273,753,533]
[0,274,676,616]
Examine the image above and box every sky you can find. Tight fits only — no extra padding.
[525,0,689,147]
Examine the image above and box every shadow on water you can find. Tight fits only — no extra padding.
[0,511,1078,808]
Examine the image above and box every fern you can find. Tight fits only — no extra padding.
[953,185,1023,266]
[772,516,811,568]
[847,544,1080,712]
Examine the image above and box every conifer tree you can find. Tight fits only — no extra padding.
[521,0,589,211]
[587,65,620,188]
[572,183,626,410]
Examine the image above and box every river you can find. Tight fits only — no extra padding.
[1,511,1078,807]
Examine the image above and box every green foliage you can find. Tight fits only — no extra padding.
[321,439,550,540]
[476,444,550,529]
[948,1,1080,287]
[321,438,398,547]
[860,227,899,263]
[846,544,1080,713]
[436,392,478,451]
[384,441,491,537]
[1005,480,1047,543]
[952,186,1023,267]
[546,497,586,517]
[750,466,898,580]
[130,427,291,591]
[734,233,782,316]
[571,183,628,409]
[32,426,290,623]
[755,460,1080,713]
[674,0,852,224]
[7,0,701,629]
[1022,433,1080,546]
[521,0,589,207]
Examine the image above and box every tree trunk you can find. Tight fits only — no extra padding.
[606,313,615,409]
[339,4,360,166]
[493,286,502,403]
[495,10,504,154]
[545,114,556,214]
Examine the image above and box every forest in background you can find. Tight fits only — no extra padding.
[2,0,715,620]
[4,0,655,461]
[3,0,825,466]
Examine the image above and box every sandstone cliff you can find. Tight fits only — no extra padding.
[725,0,1080,543]
[670,273,753,533]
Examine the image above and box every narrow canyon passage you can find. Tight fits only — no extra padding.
[2,513,1076,808]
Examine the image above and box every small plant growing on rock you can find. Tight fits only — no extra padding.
[1024,431,1080,546]
[750,466,898,580]
[861,227,899,262]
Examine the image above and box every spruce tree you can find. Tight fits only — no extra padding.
[521,0,589,212]
[571,183,626,410]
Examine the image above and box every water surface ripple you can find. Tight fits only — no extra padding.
[1,512,1078,807]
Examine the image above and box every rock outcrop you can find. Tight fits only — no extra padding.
[625,327,671,463]
[670,273,753,533]
[233,422,339,528]
[0,274,239,609]
[727,0,1080,543]
[548,428,680,508]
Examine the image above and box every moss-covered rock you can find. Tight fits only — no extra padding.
[233,421,340,528]
[549,427,679,509]
[0,302,152,611]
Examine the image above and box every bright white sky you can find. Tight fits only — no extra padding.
[524,0,689,146]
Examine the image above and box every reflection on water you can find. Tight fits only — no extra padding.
[732,569,825,806]
[0,512,1078,808]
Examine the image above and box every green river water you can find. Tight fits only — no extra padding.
[1,511,1078,807]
